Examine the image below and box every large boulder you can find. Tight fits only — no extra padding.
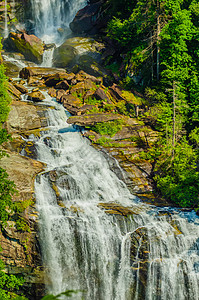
[6,101,45,133]
[4,32,45,64]
[27,90,45,102]
[52,42,77,68]
[61,37,105,62]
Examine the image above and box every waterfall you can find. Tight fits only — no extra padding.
[20,94,199,299]
[4,0,8,38]
[41,48,55,67]
[30,0,87,43]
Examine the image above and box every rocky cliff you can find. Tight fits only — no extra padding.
[0,100,47,300]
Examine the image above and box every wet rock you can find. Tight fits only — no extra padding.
[7,81,22,100]
[27,77,45,87]
[27,91,45,102]
[4,32,45,64]
[19,67,66,79]
[13,82,28,94]
[53,42,77,68]
[67,113,120,126]
[97,203,146,216]
[22,141,38,160]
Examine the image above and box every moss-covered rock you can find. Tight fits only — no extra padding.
[4,32,45,64]
[53,42,77,68]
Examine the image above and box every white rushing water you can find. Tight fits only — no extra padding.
[20,95,199,300]
[13,1,199,298]
[30,0,87,43]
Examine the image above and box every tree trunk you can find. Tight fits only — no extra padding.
[172,81,176,159]
[157,0,160,81]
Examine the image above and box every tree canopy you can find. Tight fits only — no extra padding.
[107,0,199,207]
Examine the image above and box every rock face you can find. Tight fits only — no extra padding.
[67,113,120,126]
[0,100,48,300]
[70,0,106,34]
[4,32,45,64]
[6,101,46,133]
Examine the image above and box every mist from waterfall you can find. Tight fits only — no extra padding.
[30,0,86,43]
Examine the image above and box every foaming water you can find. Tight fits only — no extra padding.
[19,95,199,299]
[30,0,86,43]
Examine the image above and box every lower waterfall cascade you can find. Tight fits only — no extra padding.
[20,95,199,300]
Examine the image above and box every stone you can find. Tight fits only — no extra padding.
[76,70,102,84]
[19,67,66,79]
[13,82,28,94]
[6,101,43,133]
[94,87,113,104]
[48,87,56,98]
[0,150,44,201]
[70,81,85,95]
[27,76,45,87]
[56,89,68,102]
[44,73,73,87]
[78,104,96,114]
[109,84,126,102]
[76,54,108,77]
[4,32,45,64]
[55,80,69,90]
[67,113,120,126]
[7,81,22,100]
[27,91,45,102]
[60,94,82,115]
[53,42,77,68]
[97,203,146,216]
[3,60,21,78]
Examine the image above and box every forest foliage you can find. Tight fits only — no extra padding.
[107,0,199,208]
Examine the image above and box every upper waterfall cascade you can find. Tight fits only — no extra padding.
[30,0,86,43]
